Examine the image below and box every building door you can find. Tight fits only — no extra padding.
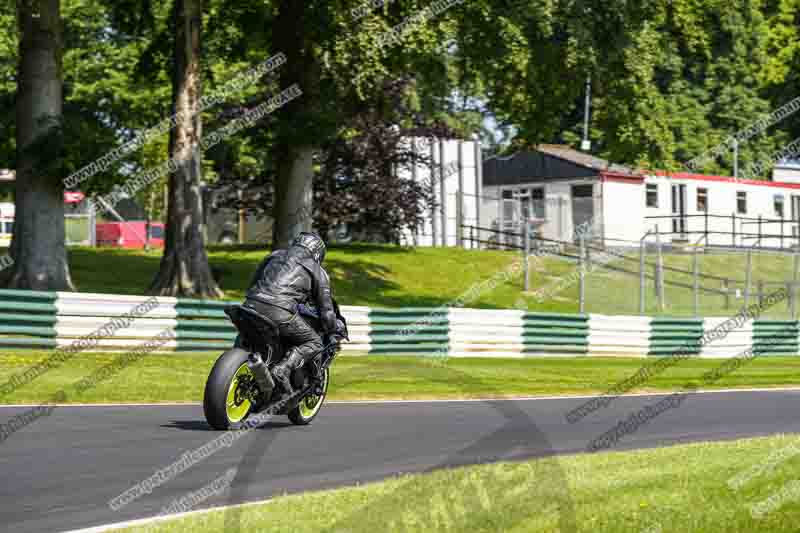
[792,195,800,244]
[571,184,594,243]
[671,184,687,239]
[514,188,532,223]
[499,189,520,248]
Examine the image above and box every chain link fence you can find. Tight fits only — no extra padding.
[65,215,93,246]
[463,213,800,317]
[65,198,95,246]
[464,191,576,251]
[580,237,800,318]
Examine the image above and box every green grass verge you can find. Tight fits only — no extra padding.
[64,244,542,310]
[3,351,800,404]
[58,243,800,316]
[582,248,800,318]
[122,434,800,532]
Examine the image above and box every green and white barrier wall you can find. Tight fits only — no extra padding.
[0,289,797,357]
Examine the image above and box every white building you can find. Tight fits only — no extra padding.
[0,203,13,248]
[398,137,482,247]
[481,145,800,249]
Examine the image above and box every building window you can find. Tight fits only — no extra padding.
[737,191,747,214]
[516,188,531,219]
[501,189,514,223]
[531,188,545,219]
[646,184,658,208]
[775,194,785,218]
[697,188,708,212]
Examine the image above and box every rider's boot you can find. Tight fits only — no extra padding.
[272,348,305,398]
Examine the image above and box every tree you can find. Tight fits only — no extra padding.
[314,124,434,244]
[150,0,222,297]
[208,0,470,248]
[7,0,75,290]
[590,0,781,175]
[314,77,453,243]
[760,0,800,159]
[446,0,790,176]
[268,0,319,248]
[0,5,16,169]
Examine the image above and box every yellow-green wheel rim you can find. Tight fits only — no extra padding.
[226,362,253,423]
[298,368,328,419]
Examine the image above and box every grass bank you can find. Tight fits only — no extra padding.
[56,243,800,317]
[122,434,800,532]
[64,244,545,310]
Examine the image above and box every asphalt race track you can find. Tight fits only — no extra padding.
[2,389,800,532]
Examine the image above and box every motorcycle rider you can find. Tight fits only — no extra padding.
[243,232,336,396]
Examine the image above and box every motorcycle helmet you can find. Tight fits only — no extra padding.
[292,232,327,264]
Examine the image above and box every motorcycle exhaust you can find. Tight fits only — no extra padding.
[248,352,274,399]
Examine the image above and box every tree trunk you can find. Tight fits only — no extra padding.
[150,0,222,298]
[272,143,314,248]
[270,0,317,249]
[7,0,74,291]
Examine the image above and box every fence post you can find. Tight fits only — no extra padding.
[732,213,736,247]
[236,189,245,245]
[639,237,646,314]
[524,220,530,292]
[653,264,659,298]
[723,279,730,309]
[579,234,586,313]
[438,139,447,246]
[705,210,709,243]
[656,225,665,312]
[793,251,799,319]
[744,248,752,308]
[429,139,438,247]
[585,234,591,264]
[456,189,464,248]
[693,245,699,317]
[758,280,764,306]
[758,215,762,247]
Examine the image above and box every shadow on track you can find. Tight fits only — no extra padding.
[219,356,578,533]
[160,420,293,431]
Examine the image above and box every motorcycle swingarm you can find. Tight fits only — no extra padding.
[252,383,315,416]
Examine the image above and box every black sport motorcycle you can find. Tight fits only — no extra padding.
[203,299,348,429]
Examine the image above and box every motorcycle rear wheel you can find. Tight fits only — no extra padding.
[288,367,329,425]
[204,348,256,430]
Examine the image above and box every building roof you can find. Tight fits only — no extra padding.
[536,144,637,175]
[483,145,800,190]
[483,145,638,186]
[650,170,800,190]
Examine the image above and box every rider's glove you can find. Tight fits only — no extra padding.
[325,332,344,348]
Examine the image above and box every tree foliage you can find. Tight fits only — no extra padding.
[313,77,456,243]
[4,0,800,289]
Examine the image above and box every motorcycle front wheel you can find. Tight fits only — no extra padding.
[288,366,329,425]
[203,348,256,430]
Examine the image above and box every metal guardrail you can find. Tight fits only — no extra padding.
[645,212,800,249]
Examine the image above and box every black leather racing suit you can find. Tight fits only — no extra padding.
[243,244,336,375]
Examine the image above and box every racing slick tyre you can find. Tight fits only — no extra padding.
[204,348,257,430]
[287,366,329,425]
